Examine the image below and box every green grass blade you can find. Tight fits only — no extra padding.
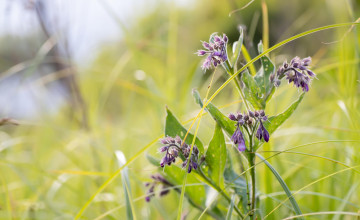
[74,136,162,219]
[283,211,360,219]
[256,153,304,220]
[263,164,360,219]
[226,194,236,220]
[116,151,136,220]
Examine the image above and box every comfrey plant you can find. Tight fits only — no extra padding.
[146,28,316,219]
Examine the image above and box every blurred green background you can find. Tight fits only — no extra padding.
[0,0,359,219]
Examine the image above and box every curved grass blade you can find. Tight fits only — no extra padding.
[74,136,162,219]
[177,110,205,220]
[177,72,216,220]
[256,153,304,220]
[262,191,360,209]
[115,151,136,220]
[283,211,360,220]
[263,164,360,219]
[226,194,236,220]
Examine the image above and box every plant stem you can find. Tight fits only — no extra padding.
[224,60,251,112]
[248,134,256,220]
[198,167,244,219]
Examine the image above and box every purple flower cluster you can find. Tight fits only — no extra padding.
[159,136,199,173]
[196,33,229,70]
[229,110,270,151]
[252,110,270,142]
[145,174,172,202]
[272,56,315,92]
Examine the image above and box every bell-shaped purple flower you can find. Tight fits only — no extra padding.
[231,127,246,151]
[256,121,270,142]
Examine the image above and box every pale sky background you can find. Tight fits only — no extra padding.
[0,0,193,119]
[0,0,193,64]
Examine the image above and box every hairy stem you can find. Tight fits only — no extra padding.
[198,167,244,219]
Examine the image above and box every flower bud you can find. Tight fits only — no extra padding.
[260,110,265,117]
[228,113,236,121]
[270,73,275,82]
[193,146,199,155]
[238,119,245,126]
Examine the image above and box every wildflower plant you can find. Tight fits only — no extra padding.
[146,27,317,219]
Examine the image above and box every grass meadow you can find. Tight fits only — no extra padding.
[0,0,359,219]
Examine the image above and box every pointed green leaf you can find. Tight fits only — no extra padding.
[146,153,161,166]
[256,154,303,219]
[192,89,236,136]
[255,93,305,149]
[192,88,204,108]
[231,27,244,67]
[254,41,276,105]
[263,93,305,134]
[241,69,263,109]
[165,107,204,154]
[206,123,227,188]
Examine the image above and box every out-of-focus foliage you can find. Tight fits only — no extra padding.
[0,0,359,219]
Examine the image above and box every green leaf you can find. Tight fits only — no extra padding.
[231,27,244,67]
[256,154,304,219]
[254,93,305,150]
[241,69,263,109]
[164,165,206,206]
[226,195,236,220]
[263,93,305,134]
[146,153,160,166]
[206,123,227,188]
[192,89,236,136]
[165,107,204,154]
[254,41,276,105]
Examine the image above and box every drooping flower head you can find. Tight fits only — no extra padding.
[196,33,229,71]
[272,56,315,92]
[159,136,199,173]
[249,110,270,142]
[229,110,270,150]
[229,112,247,151]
